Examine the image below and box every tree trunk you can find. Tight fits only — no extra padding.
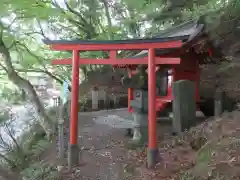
[0,42,53,137]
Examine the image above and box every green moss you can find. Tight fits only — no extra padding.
[197,148,212,164]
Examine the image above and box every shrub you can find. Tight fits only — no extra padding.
[21,161,58,180]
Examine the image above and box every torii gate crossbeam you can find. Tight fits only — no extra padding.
[43,38,183,168]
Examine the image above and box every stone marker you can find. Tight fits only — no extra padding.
[172,80,196,134]
[214,90,225,117]
[92,87,99,110]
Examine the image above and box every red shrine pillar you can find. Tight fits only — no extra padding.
[127,70,133,112]
[69,50,80,168]
[147,48,158,168]
[128,88,133,112]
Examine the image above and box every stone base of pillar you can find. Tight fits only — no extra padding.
[68,144,80,169]
[147,148,159,168]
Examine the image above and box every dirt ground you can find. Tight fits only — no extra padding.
[58,109,240,180]
[59,109,174,180]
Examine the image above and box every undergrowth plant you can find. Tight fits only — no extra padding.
[21,161,58,180]
[0,107,58,180]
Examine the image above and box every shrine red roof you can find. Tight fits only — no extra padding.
[43,19,221,65]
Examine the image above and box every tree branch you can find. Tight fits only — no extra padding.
[36,20,50,40]
[14,41,47,68]
[16,68,72,91]
[0,21,4,40]
[0,62,8,72]
[101,0,113,39]
[51,0,97,38]
[9,40,73,91]
[4,123,25,157]
[0,35,54,137]
[51,0,85,28]
[53,23,82,37]
[63,0,88,25]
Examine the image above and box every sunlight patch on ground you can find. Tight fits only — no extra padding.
[93,115,133,129]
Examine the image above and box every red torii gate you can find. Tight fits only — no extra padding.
[43,38,182,168]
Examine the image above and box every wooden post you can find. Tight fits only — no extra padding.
[172,80,196,135]
[58,98,65,164]
[92,87,99,110]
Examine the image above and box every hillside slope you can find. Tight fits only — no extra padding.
[129,111,240,180]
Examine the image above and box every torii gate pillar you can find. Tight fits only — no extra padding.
[147,48,158,168]
[68,50,80,167]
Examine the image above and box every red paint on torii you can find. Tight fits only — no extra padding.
[43,37,183,167]
[46,39,182,51]
[52,57,180,65]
